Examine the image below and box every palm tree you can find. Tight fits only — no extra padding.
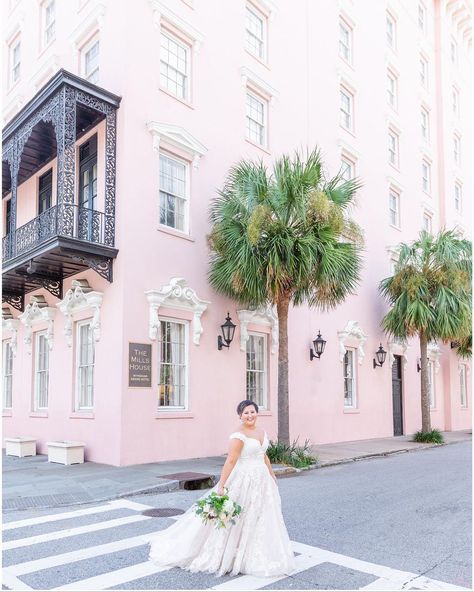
[208,148,363,444]
[380,230,472,434]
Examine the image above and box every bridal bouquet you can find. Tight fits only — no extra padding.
[195,489,242,529]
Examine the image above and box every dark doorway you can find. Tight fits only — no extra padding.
[392,355,404,436]
[78,134,98,241]
[38,169,53,214]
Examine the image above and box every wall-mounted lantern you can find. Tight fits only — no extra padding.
[310,331,326,361]
[217,313,236,350]
[373,344,387,369]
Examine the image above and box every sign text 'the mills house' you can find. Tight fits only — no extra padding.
[128,343,152,388]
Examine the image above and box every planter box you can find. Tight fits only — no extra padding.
[5,437,37,457]
[47,441,85,465]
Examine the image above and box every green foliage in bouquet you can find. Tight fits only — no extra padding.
[195,490,243,529]
[266,438,318,468]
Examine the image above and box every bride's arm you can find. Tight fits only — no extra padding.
[217,439,243,495]
[264,454,277,482]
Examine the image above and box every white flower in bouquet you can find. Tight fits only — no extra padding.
[194,489,243,529]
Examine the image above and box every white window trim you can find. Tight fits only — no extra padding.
[422,211,433,233]
[8,34,21,88]
[145,277,209,346]
[41,0,56,49]
[2,340,14,410]
[245,89,268,148]
[339,17,353,64]
[157,316,189,411]
[459,364,468,408]
[147,122,207,169]
[70,3,105,62]
[19,295,56,355]
[80,34,100,83]
[57,279,103,347]
[338,320,367,364]
[158,151,190,234]
[2,317,20,357]
[452,86,460,117]
[389,187,401,229]
[420,54,428,88]
[453,134,461,165]
[386,11,397,50]
[388,128,399,168]
[150,0,204,51]
[422,159,431,194]
[237,306,278,354]
[343,347,357,408]
[421,106,430,141]
[340,153,356,181]
[454,181,463,212]
[246,331,268,409]
[339,85,354,132]
[34,330,49,411]
[159,28,191,102]
[387,69,398,109]
[246,3,268,63]
[418,2,427,33]
[428,359,436,408]
[75,318,95,411]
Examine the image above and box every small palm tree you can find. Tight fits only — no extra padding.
[208,148,363,444]
[380,230,472,434]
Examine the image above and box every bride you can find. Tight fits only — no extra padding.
[147,399,295,577]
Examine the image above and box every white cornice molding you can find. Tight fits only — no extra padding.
[428,342,442,373]
[145,278,210,345]
[19,295,56,354]
[147,122,207,168]
[70,3,106,53]
[387,338,409,366]
[240,67,279,102]
[149,0,204,50]
[57,280,103,347]
[337,320,368,364]
[237,305,278,354]
[2,318,20,357]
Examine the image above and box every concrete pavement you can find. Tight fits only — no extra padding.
[2,429,471,511]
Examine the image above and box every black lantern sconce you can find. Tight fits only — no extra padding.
[373,344,387,369]
[416,358,421,372]
[310,331,326,361]
[217,313,236,350]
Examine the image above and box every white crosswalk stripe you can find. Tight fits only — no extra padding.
[2,500,470,591]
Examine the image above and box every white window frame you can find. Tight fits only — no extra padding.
[453,135,461,165]
[34,330,49,411]
[340,155,355,181]
[420,55,428,88]
[2,340,13,409]
[450,38,458,65]
[340,86,354,131]
[42,0,56,48]
[245,3,267,62]
[75,319,95,411]
[9,35,21,87]
[422,211,432,233]
[459,364,467,408]
[160,29,190,101]
[428,360,435,408]
[246,89,268,148]
[386,12,396,49]
[421,107,430,141]
[339,18,353,64]
[452,87,460,117]
[81,35,99,84]
[246,332,268,409]
[343,348,357,408]
[157,317,189,410]
[418,3,427,33]
[387,70,398,109]
[389,188,401,229]
[159,151,190,234]
[422,159,431,194]
[388,129,399,168]
[454,182,462,212]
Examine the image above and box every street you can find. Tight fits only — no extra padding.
[2,442,471,590]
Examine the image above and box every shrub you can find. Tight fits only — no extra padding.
[267,438,318,468]
[412,429,444,444]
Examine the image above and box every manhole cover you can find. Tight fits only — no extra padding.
[142,508,185,517]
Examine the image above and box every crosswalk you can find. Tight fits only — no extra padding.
[2,499,470,591]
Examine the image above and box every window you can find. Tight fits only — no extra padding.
[387,70,397,109]
[454,182,462,212]
[34,332,49,410]
[2,341,13,409]
[453,135,461,165]
[460,365,467,407]
[421,107,430,141]
[452,87,460,116]
[340,87,353,131]
[42,0,56,47]
[158,319,187,409]
[423,211,432,233]
[159,153,188,232]
[386,13,396,49]
[75,320,94,410]
[246,333,267,408]
[388,129,399,167]
[389,188,400,228]
[340,155,355,181]
[5,199,12,236]
[38,169,53,214]
[343,349,357,407]
[450,39,458,65]
[339,19,352,63]
[82,37,99,84]
[418,3,426,33]
[246,5,266,61]
[246,91,267,147]
[160,31,189,100]
[420,55,428,87]
[78,135,98,241]
[9,37,21,86]
[422,160,431,193]
[428,360,435,408]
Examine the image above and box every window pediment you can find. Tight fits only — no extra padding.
[2,308,20,357]
[338,320,367,364]
[147,122,207,168]
[19,295,56,353]
[237,306,278,354]
[57,279,103,347]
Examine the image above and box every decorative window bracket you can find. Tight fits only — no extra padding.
[57,279,103,347]
[237,306,278,354]
[19,295,56,354]
[387,337,410,366]
[2,307,20,357]
[338,320,368,364]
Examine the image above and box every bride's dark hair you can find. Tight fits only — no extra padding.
[236,400,258,416]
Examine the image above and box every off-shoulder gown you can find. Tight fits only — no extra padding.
[147,431,295,577]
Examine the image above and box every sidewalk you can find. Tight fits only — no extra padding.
[2,430,471,511]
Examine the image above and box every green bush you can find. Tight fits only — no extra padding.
[267,438,318,468]
[412,429,444,444]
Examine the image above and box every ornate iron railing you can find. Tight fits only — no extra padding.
[2,204,113,263]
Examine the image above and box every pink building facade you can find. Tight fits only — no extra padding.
[2,0,472,466]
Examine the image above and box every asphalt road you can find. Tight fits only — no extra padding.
[2,441,471,590]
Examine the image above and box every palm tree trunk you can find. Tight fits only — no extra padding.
[276,295,290,445]
[419,333,432,433]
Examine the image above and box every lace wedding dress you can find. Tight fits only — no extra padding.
[147,431,295,577]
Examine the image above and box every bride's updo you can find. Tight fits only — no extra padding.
[237,400,258,416]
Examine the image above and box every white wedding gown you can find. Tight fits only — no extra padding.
[147,431,295,577]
